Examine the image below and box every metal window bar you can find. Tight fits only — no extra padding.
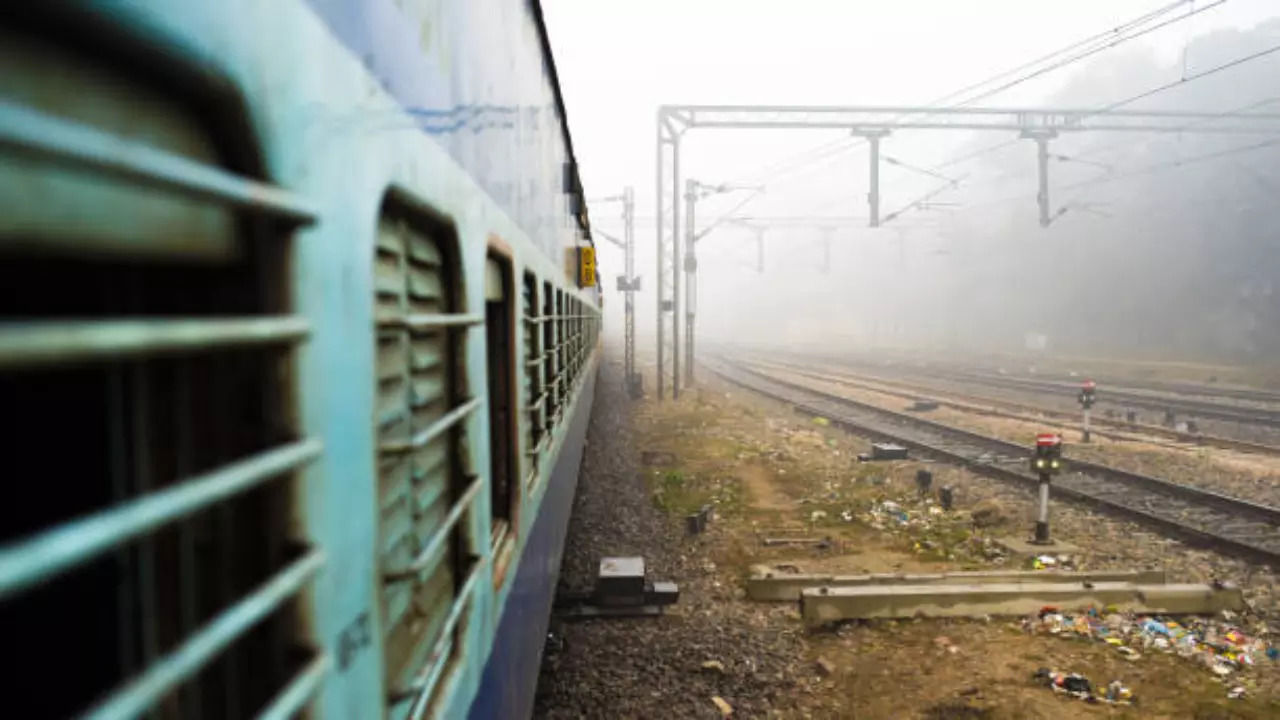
[397,554,488,715]
[256,653,330,720]
[384,473,484,581]
[0,438,322,601]
[524,435,550,459]
[522,275,542,465]
[0,317,310,369]
[545,284,557,407]
[379,397,482,455]
[0,100,317,223]
[377,313,483,330]
[374,209,475,716]
[82,549,326,720]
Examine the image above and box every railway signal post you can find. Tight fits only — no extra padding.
[1078,379,1097,442]
[1030,433,1063,544]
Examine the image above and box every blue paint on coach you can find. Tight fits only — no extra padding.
[302,0,578,262]
[471,372,595,720]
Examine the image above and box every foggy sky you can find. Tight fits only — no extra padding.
[544,0,1280,363]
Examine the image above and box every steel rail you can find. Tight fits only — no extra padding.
[708,359,1280,567]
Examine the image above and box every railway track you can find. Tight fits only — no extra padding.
[747,356,1280,458]
[893,365,1280,429]
[980,370,1280,406]
[707,358,1280,568]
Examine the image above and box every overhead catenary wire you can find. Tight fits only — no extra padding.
[1057,135,1280,192]
[1075,96,1280,159]
[708,2,1212,202]
[680,0,1233,228]
[955,0,1229,107]
[1102,42,1280,112]
[734,0,1231,217]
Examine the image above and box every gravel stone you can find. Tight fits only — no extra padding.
[533,356,806,719]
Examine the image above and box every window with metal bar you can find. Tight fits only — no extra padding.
[522,274,544,487]
[484,255,517,553]
[0,18,321,719]
[543,283,558,425]
[555,289,566,421]
[373,200,479,712]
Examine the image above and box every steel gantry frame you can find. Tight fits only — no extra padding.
[653,103,1280,401]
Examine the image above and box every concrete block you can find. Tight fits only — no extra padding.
[746,569,1168,601]
[598,557,645,597]
[994,536,1080,556]
[800,581,1245,627]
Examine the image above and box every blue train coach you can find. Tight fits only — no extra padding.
[0,1,600,718]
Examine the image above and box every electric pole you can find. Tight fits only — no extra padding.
[683,180,763,386]
[591,188,641,397]
[1022,129,1058,228]
[852,127,892,227]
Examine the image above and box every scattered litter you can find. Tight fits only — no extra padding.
[1105,680,1134,704]
[1033,668,1134,706]
[700,660,726,674]
[812,416,830,427]
[810,510,828,522]
[711,696,733,716]
[1025,606,1276,682]
[1228,686,1247,700]
[1030,554,1077,571]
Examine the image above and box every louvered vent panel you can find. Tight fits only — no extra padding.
[373,210,482,716]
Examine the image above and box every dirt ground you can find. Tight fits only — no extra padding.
[625,365,1280,719]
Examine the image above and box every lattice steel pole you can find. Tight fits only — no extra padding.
[684,179,697,386]
[1021,129,1058,228]
[655,115,666,401]
[622,187,637,396]
[670,135,682,400]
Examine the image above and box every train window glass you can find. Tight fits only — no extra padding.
[523,273,544,488]
[373,201,479,711]
[484,255,518,566]
[0,23,319,719]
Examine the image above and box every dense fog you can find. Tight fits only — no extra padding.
[588,16,1280,366]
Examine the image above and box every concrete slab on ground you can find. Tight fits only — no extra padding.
[800,581,1245,626]
[747,569,1168,601]
[993,536,1080,556]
